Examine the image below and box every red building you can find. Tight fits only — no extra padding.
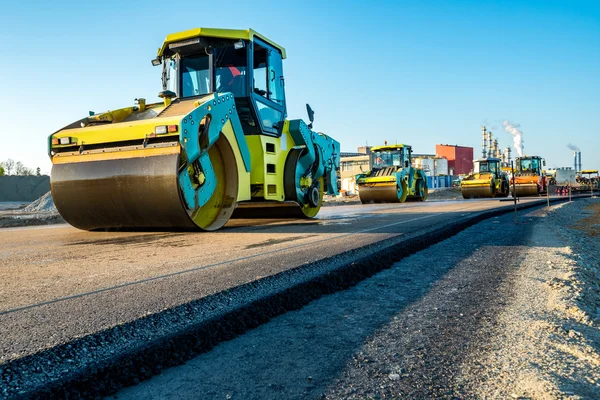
[436,144,473,175]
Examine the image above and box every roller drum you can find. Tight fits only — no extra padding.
[461,185,494,199]
[51,154,198,230]
[51,138,237,231]
[358,184,401,203]
[511,184,539,197]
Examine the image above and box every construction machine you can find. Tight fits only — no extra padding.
[461,157,509,199]
[356,144,428,203]
[48,28,340,231]
[510,156,547,197]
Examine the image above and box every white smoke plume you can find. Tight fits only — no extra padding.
[502,120,524,157]
[566,143,580,152]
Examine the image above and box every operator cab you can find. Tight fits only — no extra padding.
[370,145,412,170]
[518,157,544,174]
[158,35,286,136]
[474,158,501,175]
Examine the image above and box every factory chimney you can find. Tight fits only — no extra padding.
[578,152,582,172]
[505,147,511,166]
[573,151,578,172]
[481,126,487,158]
[493,139,499,158]
[487,131,493,158]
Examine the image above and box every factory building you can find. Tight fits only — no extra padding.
[435,144,474,175]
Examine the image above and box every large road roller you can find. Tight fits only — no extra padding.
[461,157,509,199]
[48,28,340,231]
[356,144,428,203]
[510,156,547,197]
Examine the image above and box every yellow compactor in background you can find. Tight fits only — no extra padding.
[356,144,428,203]
[461,157,509,199]
[48,28,340,231]
[510,156,547,197]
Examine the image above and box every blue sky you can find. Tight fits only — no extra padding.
[0,0,598,174]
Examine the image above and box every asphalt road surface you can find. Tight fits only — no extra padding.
[0,198,545,364]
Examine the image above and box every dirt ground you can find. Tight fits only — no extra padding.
[114,198,600,400]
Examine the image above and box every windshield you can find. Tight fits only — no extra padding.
[181,55,211,97]
[179,43,248,98]
[477,161,499,174]
[214,45,247,97]
[520,158,539,172]
[371,149,403,168]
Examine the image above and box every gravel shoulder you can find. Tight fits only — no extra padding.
[0,193,63,228]
[114,198,600,400]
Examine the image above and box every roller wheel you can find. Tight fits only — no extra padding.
[397,180,409,203]
[298,177,324,218]
[416,179,428,201]
[284,148,325,218]
[188,136,238,230]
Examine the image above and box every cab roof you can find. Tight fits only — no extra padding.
[474,157,501,162]
[370,144,410,151]
[158,27,286,59]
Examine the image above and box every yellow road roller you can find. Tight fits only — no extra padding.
[461,157,509,199]
[356,144,428,203]
[510,156,547,197]
[48,28,340,231]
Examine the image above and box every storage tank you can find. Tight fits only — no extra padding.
[434,157,449,176]
[414,157,434,176]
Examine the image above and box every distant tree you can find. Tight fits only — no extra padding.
[36,167,41,176]
[3,159,15,175]
[14,161,34,176]
[0,165,4,176]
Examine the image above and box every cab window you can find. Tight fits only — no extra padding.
[181,55,211,97]
[253,43,268,97]
[252,40,285,134]
[214,44,248,97]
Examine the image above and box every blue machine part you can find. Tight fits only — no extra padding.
[178,93,251,210]
[288,119,340,205]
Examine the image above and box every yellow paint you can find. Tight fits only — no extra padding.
[159,28,287,59]
[51,116,181,148]
[299,176,312,188]
[220,120,251,202]
[370,144,406,151]
[358,176,396,184]
[52,144,181,164]
[245,122,296,201]
[461,177,492,186]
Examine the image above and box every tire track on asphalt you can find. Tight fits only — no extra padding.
[0,212,450,316]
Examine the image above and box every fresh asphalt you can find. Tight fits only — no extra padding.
[0,196,573,398]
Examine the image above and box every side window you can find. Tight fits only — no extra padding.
[253,43,268,97]
[256,102,283,130]
[267,49,284,104]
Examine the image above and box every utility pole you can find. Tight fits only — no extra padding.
[511,161,517,223]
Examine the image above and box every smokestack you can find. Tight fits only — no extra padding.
[506,147,511,165]
[573,151,577,172]
[493,139,499,158]
[578,152,582,172]
[481,126,487,158]
[487,131,493,158]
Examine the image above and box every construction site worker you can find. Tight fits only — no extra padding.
[217,65,243,95]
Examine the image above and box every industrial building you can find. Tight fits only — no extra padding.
[435,144,474,175]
